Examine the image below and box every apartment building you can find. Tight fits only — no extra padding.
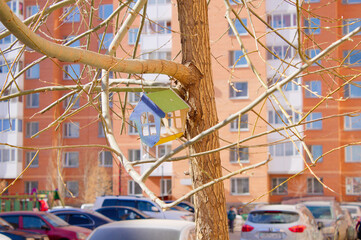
[1,0,361,206]
[0,0,116,205]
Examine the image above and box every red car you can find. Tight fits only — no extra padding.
[0,211,91,240]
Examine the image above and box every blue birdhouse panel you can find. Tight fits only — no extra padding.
[129,95,166,147]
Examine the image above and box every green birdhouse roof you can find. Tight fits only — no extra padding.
[146,89,189,113]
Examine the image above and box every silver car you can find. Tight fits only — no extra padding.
[240,204,323,240]
[87,219,195,240]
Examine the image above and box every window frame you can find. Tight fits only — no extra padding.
[229,18,248,36]
[344,81,361,98]
[25,122,39,138]
[343,50,361,66]
[25,151,39,168]
[128,180,143,196]
[25,64,40,79]
[229,82,248,99]
[271,177,288,195]
[26,93,40,108]
[306,145,323,162]
[231,178,249,195]
[99,4,113,20]
[160,179,172,196]
[63,64,81,80]
[63,122,80,138]
[230,114,248,131]
[63,152,79,168]
[99,151,113,167]
[304,17,321,34]
[346,177,361,195]
[65,181,79,197]
[306,112,323,130]
[305,80,322,98]
[229,147,249,163]
[344,114,361,130]
[128,149,141,162]
[229,50,248,68]
[307,177,324,195]
[345,145,361,162]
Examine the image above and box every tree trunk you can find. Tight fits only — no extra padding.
[177,1,229,239]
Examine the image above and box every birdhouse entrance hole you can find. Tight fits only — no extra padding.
[141,112,157,136]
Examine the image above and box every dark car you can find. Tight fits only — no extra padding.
[165,201,195,213]
[49,208,113,230]
[0,217,49,240]
[95,206,151,221]
[0,211,91,240]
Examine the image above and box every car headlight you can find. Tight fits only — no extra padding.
[76,232,87,240]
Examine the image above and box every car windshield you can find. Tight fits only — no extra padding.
[42,213,69,227]
[0,218,12,230]
[306,206,332,219]
[248,211,299,224]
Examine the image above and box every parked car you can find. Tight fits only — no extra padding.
[87,219,196,240]
[303,201,349,240]
[95,206,151,221]
[0,211,91,240]
[165,201,195,213]
[93,196,194,221]
[0,217,49,240]
[240,204,324,240]
[49,208,113,230]
[341,203,361,221]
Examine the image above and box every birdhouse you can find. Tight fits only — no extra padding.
[129,89,189,147]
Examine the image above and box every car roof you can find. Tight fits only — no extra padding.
[301,201,334,206]
[99,219,195,230]
[0,211,48,215]
[252,204,301,212]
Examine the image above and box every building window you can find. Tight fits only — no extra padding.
[307,177,323,195]
[231,178,249,195]
[343,50,361,66]
[267,13,296,29]
[98,122,105,137]
[1,149,10,162]
[128,120,138,135]
[160,179,172,196]
[128,28,139,45]
[99,33,113,49]
[268,77,300,91]
[345,145,361,162]
[143,20,171,35]
[63,64,80,80]
[128,92,142,104]
[63,152,79,167]
[128,180,142,195]
[129,149,141,162]
[305,80,321,98]
[141,51,171,60]
[64,36,80,47]
[63,6,80,22]
[305,49,321,65]
[25,181,38,194]
[230,114,248,131]
[269,142,301,157]
[99,151,113,167]
[346,177,361,195]
[63,93,80,109]
[344,114,361,130]
[344,81,361,98]
[229,82,248,99]
[343,19,361,35]
[99,4,113,20]
[342,0,361,3]
[304,18,321,34]
[229,50,247,67]
[65,181,79,197]
[271,178,288,195]
[26,5,40,18]
[26,93,39,108]
[229,18,247,36]
[306,145,323,162]
[25,64,40,79]
[148,0,171,4]
[26,122,39,138]
[268,110,300,124]
[63,122,79,138]
[25,152,39,168]
[229,147,249,163]
[267,45,294,60]
[0,119,16,132]
[306,112,322,130]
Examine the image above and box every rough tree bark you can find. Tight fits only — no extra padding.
[177,1,229,239]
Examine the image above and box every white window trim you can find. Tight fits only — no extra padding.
[63,152,79,168]
[230,178,250,195]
